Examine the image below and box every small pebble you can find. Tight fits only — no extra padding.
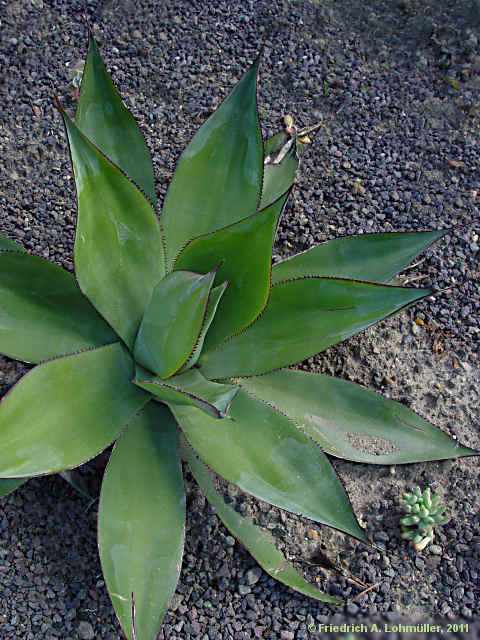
[77,621,95,640]
[246,567,262,585]
[430,545,443,555]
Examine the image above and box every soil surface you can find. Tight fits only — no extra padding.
[0,0,479,639]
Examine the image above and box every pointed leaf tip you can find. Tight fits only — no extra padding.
[173,390,368,544]
[76,32,157,206]
[182,443,342,605]
[62,113,164,348]
[200,277,430,378]
[236,370,478,465]
[161,55,263,267]
[272,230,449,285]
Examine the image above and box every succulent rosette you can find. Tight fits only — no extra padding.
[400,487,449,551]
[0,31,476,640]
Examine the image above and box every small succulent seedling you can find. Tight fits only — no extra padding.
[0,27,477,640]
[400,487,449,551]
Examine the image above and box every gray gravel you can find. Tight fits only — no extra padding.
[0,0,479,638]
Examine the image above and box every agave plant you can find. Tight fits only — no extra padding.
[0,30,477,640]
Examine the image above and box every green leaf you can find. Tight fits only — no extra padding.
[200,278,430,378]
[161,57,263,268]
[263,131,289,157]
[260,133,300,209]
[0,252,117,363]
[236,370,478,464]
[174,193,289,350]
[272,231,446,285]
[133,368,239,419]
[133,269,217,378]
[0,232,25,253]
[182,442,342,604]
[0,343,149,477]
[179,281,228,371]
[172,390,368,544]
[61,109,164,349]
[98,403,185,640]
[0,477,26,498]
[76,34,157,207]
[260,153,298,210]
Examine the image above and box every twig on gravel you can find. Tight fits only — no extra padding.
[400,274,429,284]
[402,257,427,271]
[349,582,380,602]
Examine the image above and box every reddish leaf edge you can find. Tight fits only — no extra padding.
[132,376,238,420]
[181,437,344,606]
[0,345,151,479]
[173,188,292,352]
[178,275,229,374]
[231,373,480,464]
[168,266,222,378]
[237,385,372,546]
[200,276,434,372]
[0,251,120,364]
[77,23,158,211]
[171,398,372,548]
[163,48,265,270]
[131,266,222,379]
[272,228,450,284]
[53,91,164,353]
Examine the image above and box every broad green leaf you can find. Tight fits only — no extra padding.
[161,58,263,268]
[0,252,116,363]
[0,477,26,498]
[179,281,228,371]
[236,370,478,464]
[0,232,25,253]
[200,278,430,379]
[174,193,288,350]
[133,368,238,419]
[272,231,446,285]
[134,269,217,378]
[182,442,342,604]
[0,343,149,477]
[61,109,164,349]
[76,34,157,206]
[99,403,185,640]
[172,390,368,544]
